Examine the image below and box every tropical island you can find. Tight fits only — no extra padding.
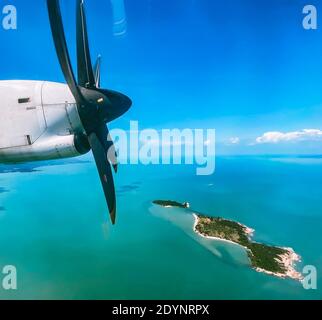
[153,200,302,281]
[153,200,190,209]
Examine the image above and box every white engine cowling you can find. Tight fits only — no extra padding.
[0,134,90,163]
[0,80,90,164]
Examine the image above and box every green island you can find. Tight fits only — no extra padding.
[153,200,302,281]
[153,200,190,209]
[195,216,299,275]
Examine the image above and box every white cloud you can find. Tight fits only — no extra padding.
[229,137,240,145]
[255,129,322,144]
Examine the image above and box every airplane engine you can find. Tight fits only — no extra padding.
[0,0,132,224]
[0,133,90,163]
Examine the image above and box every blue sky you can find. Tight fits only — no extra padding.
[1,0,322,154]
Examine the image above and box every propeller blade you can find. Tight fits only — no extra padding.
[77,0,96,88]
[47,0,83,103]
[48,0,132,226]
[106,130,118,173]
[88,126,117,224]
[94,55,101,88]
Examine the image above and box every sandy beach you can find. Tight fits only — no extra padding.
[192,214,250,251]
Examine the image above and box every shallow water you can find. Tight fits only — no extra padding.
[0,156,321,299]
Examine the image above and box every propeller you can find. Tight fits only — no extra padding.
[94,55,101,88]
[47,0,132,224]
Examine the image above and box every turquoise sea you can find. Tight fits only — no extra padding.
[0,156,321,300]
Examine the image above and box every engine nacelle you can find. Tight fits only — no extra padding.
[0,134,90,163]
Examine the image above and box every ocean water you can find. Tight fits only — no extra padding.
[0,156,321,300]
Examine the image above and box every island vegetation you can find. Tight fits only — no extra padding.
[153,200,302,280]
[153,200,190,209]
